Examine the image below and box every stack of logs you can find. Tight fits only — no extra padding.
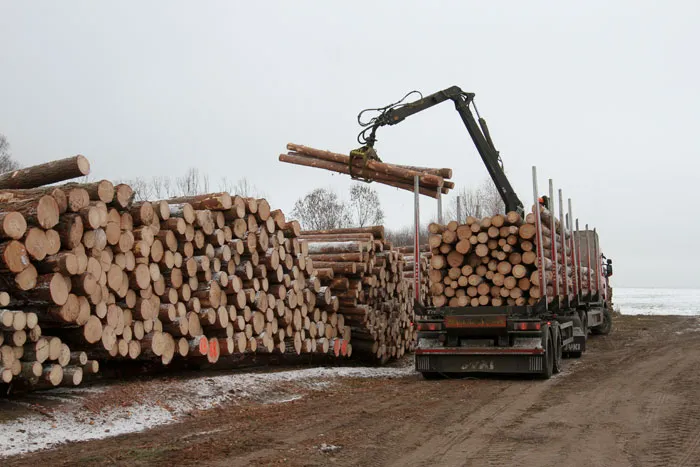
[396,245,430,304]
[300,227,417,363]
[0,156,419,392]
[0,156,354,391]
[428,206,587,308]
[279,144,454,198]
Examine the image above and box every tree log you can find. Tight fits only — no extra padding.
[0,195,59,229]
[0,155,90,189]
[287,144,446,187]
[278,152,446,198]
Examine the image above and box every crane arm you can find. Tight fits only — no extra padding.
[355,86,524,214]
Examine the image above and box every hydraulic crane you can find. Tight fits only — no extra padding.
[351,85,524,215]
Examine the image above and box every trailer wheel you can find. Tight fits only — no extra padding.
[592,308,613,335]
[539,333,554,380]
[421,372,442,380]
[553,331,563,374]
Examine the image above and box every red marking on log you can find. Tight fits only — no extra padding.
[208,338,220,363]
[199,336,209,355]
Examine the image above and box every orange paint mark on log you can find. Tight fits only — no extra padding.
[199,336,209,356]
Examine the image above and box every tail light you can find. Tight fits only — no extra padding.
[514,321,541,331]
[417,322,443,331]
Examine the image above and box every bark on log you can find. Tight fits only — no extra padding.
[166,193,232,211]
[287,143,446,187]
[0,155,90,189]
[0,195,60,229]
[279,153,446,198]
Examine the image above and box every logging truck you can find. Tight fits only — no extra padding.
[351,86,614,378]
[413,219,614,379]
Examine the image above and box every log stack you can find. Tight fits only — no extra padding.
[396,245,430,304]
[300,226,417,362]
[0,157,368,392]
[279,144,454,198]
[427,207,589,308]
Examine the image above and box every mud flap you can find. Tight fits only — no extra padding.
[564,333,586,357]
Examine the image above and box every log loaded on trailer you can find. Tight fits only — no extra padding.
[350,86,614,379]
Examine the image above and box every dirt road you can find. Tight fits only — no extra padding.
[4,314,700,466]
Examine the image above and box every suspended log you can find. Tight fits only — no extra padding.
[286,143,445,187]
[278,153,446,198]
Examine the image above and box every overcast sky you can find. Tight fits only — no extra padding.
[1,1,698,288]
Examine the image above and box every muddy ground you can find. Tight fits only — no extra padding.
[3,314,700,466]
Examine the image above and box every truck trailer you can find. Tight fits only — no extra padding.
[351,85,614,379]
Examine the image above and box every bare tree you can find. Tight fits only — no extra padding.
[218,176,235,194]
[126,177,150,201]
[291,188,351,230]
[201,173,210,194]
[151,176,165,199]
[477,178,505,216]
[231,177,265,198]
[385,223,430,247]
[162,176,175,197]
[349,183,384,227]
[448,177,505,221]
[176,168,201,196]
[0,133,20,173]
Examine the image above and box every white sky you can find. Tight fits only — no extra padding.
[1,1,698,288]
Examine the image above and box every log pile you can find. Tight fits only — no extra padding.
[427,207,591,308]
[300,226,417,362]
[396,245,430,304]
[279,144,454,198]
[0,157,370,392]
[0,155,425,392]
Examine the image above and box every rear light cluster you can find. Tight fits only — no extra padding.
[417,322,443,331]
[514,321,541,331]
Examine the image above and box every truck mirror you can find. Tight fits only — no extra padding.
[607,259,612,265]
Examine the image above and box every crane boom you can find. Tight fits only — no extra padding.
[355,86,524,214]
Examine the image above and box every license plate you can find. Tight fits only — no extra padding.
[444,315,507,328]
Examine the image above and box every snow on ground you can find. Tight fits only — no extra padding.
[0,363,414,457]
[674,318,700,335]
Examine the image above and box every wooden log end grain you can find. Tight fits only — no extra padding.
[0,212,27,240]
[114,184,134,209]
[28,195,61,229]
[0,240,30,273]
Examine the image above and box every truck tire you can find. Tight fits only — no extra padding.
[421,372,442,380]
[539,332,554,380]
[592,308,613,335]
[553,331,563,374]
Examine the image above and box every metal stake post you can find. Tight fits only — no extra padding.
[436,184,443,225]
[567,198,579,300]
[548,180,559,300]
[559,189,569,306]
[585,223,592,303]
[456,195,462,224]
[414,176,421,304]
[576,219,583,297]
[593,227,601,301]
[532,167,547,310]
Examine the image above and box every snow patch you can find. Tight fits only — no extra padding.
[0,404,174,458]
[0,363,413,458]
[317,443,342,453]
